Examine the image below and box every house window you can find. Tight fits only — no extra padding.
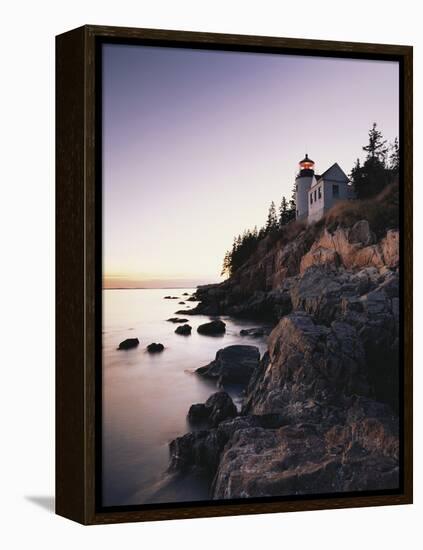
[318,186,322,199]
[310,194,313,204]
[333,184,339,198]
[314,190,317,201]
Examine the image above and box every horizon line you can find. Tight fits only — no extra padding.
[102,286,212,290]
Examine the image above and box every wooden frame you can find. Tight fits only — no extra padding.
[56,24,413,525]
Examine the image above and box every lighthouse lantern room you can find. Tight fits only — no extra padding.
[295,153,315,220]
[299,154,315,173]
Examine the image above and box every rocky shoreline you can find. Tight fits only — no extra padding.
[167,219,400,498]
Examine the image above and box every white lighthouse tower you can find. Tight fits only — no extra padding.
[295,154,315,220]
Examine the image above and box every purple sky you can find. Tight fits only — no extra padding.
[102,44,399,288]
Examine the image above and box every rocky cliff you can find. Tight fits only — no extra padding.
[169,215,400,498]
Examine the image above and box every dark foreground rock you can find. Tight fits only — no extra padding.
[213,400,399,499]
[196,345,260,386]
[240,327,271,337]
[117,338,139,350]
[147,343,164,353]
[175,324,192,335]
[197,320,226,335]
[169,300,399,498]
[188,392,237,428]
[167,317,189,323]
[175,307,200,315]
[164,296,179,299]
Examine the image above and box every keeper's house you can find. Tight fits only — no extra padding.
[295,154,354,224]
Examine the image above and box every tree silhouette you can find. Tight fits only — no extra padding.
[389,137,399,174]
[265,201,278,234]
[279,196,289,227]
[363,122,388,163]
[350,123,398,199]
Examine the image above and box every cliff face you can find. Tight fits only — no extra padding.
[194,219,399,322]
[168,216,400,499]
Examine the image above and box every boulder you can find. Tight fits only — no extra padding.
[168,415,261,474]
[196,345,260,385]
[187,404,209,424]
[175,324,192,335]
[164,296,179,299]
[243,312,369,417]
[197,320,226,335]
[239,327,271,337]
[188,391,237,428]
[146,343,164,353]
[168,430,224,473]
[178,301,185,305]
[117,338,139,350]
[212,418,399,499]
[166,317,188,323]
[348,220,376,246]
[175,307,200,315]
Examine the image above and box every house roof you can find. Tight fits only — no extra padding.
[310,163,350,189]
[318,162,349,183]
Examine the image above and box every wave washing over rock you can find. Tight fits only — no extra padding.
[168,218,400,499]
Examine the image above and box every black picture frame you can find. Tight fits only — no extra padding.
[56,25,413,525]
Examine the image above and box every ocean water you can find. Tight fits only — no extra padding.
[102,288,268,506]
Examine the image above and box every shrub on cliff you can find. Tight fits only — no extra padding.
[325,181,399,238]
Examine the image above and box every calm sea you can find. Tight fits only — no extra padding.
[102,288,267,507]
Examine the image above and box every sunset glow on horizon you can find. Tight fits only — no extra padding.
[102,44,399,289]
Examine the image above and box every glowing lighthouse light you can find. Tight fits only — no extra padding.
[299,153,315,172]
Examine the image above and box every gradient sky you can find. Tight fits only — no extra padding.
[102,44,399,288]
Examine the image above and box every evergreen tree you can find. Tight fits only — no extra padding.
[349,158,365,195]
[363,122,388,163]
[221,250,231,277]
[278,196,289,227]
[288,185,297,221]
[353,123,392,198]
[265,201,278,233]
[389,137,400,174]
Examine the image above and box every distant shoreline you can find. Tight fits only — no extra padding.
[103,286,202,290]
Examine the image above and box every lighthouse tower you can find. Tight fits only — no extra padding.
[295,154,315,220]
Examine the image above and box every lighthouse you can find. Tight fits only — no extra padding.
[295,154,315,220]
[294,154,352,223]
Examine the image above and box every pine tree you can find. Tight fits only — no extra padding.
[349,158,364,194]
[389,137,399,174]
[363,122,388,164]
[265,201,278,233]
[353,124,391,198]
[221,250,231,277]
[278,196,289,227]
[288,185,297,221]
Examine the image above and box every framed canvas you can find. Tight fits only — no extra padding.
[56,25,413,525]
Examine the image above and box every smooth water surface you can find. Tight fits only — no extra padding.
[102,288,267,506]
